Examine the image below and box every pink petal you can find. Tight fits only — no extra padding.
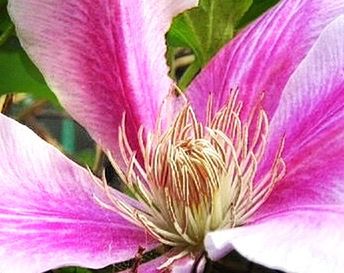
[205,206,344,273]
[0,114,157,273]
[255,15,344,216]
[171,256,205,273]
[205,15,344,273]
[186,0,344,122]
[8,0,197,160]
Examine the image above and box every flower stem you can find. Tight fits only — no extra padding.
[0,23,14,47]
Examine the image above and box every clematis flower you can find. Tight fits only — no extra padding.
[2,0,344,272]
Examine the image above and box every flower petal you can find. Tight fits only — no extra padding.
[205,206,344,273]
[186,0,344,122]
[171,256,205,273]
[205,16,344,272]
[208,16,344,273]
[8,0,197,158]
[0,114,157,273]
[268,14,344,160]
[256,15,344,215]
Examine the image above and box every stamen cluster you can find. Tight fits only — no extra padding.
[97,90,285,261]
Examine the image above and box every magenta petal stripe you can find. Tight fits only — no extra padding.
[0,114,157,273]
[204,16,344,273]
[255,15,344,215]
[8,0,197,163]
[268,15,344,162]
[186,0,344,123]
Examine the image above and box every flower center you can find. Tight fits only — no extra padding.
[99,89,285,260]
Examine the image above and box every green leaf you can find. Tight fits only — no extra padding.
[167,0,253,87]
[0,36,59,106]
[168,0,253,65]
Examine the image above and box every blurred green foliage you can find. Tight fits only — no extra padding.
[57,267,92,273]
[74,148,96,167]
[0,1,59,106]
[0,37,59,105]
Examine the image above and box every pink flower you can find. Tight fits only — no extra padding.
[2,0,344,272]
